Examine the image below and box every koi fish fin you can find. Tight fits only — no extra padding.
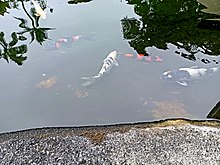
[190,66,199,69]
[81,76,92,80]
[177,81,188,87]
[82,81,94,87]
[81,76,96,87]
[114,60,119,66]
[81,73,101,80]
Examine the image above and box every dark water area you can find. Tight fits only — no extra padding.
[0,0,220,133]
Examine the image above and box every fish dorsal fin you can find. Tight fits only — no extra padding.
[114,60,119,66]
[177,81,188,87]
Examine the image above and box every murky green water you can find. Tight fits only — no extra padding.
[0,0,220,133]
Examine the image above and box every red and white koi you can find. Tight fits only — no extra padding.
[43,34,92,51]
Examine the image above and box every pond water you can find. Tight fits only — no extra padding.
[0,0,220,133]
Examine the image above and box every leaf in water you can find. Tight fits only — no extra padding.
[9,32,18,47]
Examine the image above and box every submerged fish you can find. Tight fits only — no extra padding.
[43,34,93,51]
[121,52,163,63]
[161,66,220,86]
[31,0,47,19]
[81,51,119,86]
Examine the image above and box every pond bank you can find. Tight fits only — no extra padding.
[0,119,220,164]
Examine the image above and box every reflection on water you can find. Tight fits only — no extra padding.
[121,0,220,63]
[0,0,54,65]
[198,0,220,16]
[0,0,220,133]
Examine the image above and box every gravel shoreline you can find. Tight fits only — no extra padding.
[0,119,220,164]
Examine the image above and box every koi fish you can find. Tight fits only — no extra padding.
[122,53,163,63]
[161,66,220,86]
[81,51,118,86]
[31,0,47,19]
[43,34,93,51]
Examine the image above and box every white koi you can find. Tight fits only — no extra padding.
[161,66,220,86]
[81,51,119,86]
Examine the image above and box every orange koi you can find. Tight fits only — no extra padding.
[124,53,134,57]
[137,54,144,60]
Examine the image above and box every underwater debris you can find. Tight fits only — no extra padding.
[139,98,192,119]
[150,100,191,119]
[75,89,89,98]
[36,77,57,89]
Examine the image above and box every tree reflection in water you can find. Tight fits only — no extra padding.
[121,0,220,64]
[0,0,54,65]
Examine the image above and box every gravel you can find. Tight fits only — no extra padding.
[0,119,220,165]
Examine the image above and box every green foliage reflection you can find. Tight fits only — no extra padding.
[0,32,27,65]
[0,0,54,65]
[121,0,220,61]
[14,16,54,44]
[0,1,10,15]
[68,0,92,4]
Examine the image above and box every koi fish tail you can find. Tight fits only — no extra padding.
[81,80,95,87]
[81,75,99,87]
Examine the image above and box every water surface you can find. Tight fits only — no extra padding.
[0,0,220,133]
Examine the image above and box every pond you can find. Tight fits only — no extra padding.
[0,0,220,133]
